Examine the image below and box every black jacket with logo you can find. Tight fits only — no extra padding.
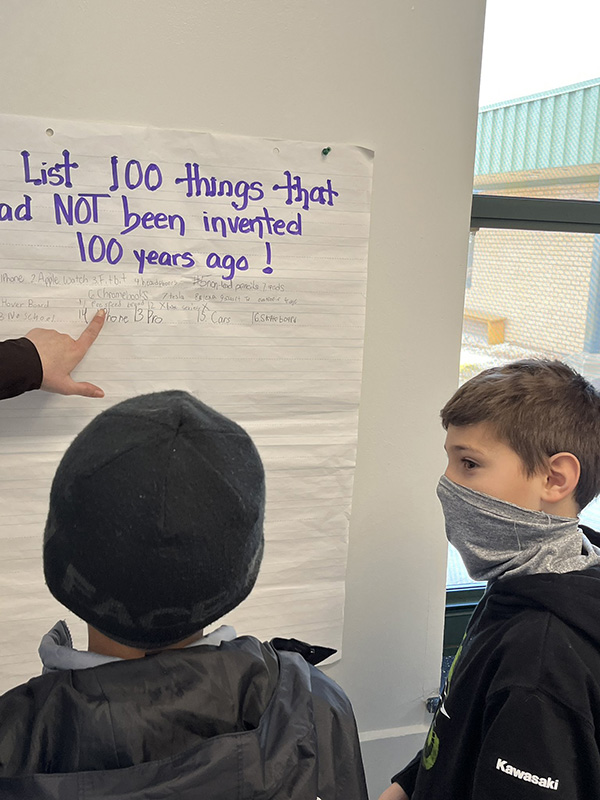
[394,527,600,799]
[0,635,368,800]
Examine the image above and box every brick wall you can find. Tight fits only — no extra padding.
[465,176,599,354]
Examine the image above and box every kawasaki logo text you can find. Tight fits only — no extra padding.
[496,758,559,790]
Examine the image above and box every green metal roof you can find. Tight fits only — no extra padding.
[474,78,600,176]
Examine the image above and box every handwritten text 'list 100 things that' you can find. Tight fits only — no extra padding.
[0,113,373,691]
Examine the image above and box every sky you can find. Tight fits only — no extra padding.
[478,0,600,107]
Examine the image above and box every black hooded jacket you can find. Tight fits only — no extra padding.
[0,635,368,800]
[394,526,600,799]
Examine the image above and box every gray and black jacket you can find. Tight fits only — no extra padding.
[0,635,368,800]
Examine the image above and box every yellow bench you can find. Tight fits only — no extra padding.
[464,310,505,345]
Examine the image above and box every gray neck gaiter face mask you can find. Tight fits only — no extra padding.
[437,474,600,582]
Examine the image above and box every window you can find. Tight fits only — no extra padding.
[448,191,600,593]
[445,1,600,653]
[445,195,600,649]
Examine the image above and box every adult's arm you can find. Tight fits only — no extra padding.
[0,310,105,400]
[0,337,43,399]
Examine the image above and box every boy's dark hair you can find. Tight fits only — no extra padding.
[441,359,600,509]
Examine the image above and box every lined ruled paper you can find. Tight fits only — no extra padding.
[0,114,372,690]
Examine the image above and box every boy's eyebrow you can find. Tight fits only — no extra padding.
[445,444,485,455]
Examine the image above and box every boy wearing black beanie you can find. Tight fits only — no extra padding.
[0,390,367,800]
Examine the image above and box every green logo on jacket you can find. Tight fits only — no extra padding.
[422,640,464,771]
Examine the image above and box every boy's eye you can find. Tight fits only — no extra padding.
[462,458,478,470]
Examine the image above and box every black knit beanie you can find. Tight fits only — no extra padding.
[43,391,265,649]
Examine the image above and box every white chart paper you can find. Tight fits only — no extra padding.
[0,114,373,691]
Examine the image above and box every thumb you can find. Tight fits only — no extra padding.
[69,380,105,398]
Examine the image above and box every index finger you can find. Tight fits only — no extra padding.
[77,309,106,352]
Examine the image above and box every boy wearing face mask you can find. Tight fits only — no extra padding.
[380,360,600,800]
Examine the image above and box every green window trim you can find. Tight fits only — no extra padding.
[443,587,484,656]
[471,194,600,233]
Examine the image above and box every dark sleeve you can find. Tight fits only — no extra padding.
[580,524,600,549]
[0,338,43,399]
[472,687,600,799]
[392,751,421,796]
[308,665,369,800]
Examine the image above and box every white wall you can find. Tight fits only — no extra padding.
[0,1,486,795]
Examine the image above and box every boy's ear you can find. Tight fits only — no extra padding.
[542,452,580,506]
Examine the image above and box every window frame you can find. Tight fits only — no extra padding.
[471,194,600,234]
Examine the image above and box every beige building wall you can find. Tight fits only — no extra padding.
[466,174,599,354]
